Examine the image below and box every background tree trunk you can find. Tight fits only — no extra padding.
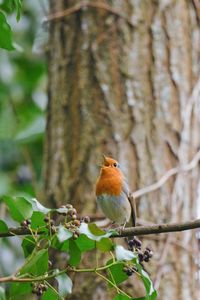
[44,0,200,299]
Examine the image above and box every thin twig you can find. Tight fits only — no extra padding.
[46,1,135,28]
[132,149,200,199]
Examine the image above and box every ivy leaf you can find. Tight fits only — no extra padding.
[31,211,46,229]
[42,287,59,300]
[21,236,36,258]
[0,287,6,300]
[57,225,73,243]
[69,239,81,266]
[3,196,33,222]
[115,245,136,261]
[0,220,8,233]
[27,198,50,214]
[0,11,15,50]
[55,206,69,214]
[96,237,114,252]
[107,260,128,285]
[88,223,106,236]
[56,273,73,296]
[9,283,31,299]
[20,249,48,276]
[136,263,157,300]
[75,234,95,252]
[79,223,112,241]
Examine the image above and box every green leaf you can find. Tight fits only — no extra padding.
[79,223,112,241]
[20,249,48,276]
[56,273,73,296]
[15,115,46,143]
[136,263,157,300]
[88,223,106,236]
[0,287,6,300]
[27,198,50,214]
[13,0,22,21]
[115,245,136,261]
[55,206,69,214]
[107,260,128,285]
[9,282,31,299]
[0,220,8,233]
[42,287,59,300]
[0,173,10,195]
[0,11,15,50]
[114,294,131,300]
[21,236,36,258]
[57,225,73,243]
[69,239,81,267]
[31,211,46,229]
[96,237,114,252]
[75,234,95,252]
[3,196,33,222]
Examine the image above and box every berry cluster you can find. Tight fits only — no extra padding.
[43,204,90,239]
[128,237,153,263]
[31,282,47,296]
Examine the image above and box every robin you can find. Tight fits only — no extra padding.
[95,155,136,227]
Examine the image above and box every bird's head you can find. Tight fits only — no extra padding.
[101,155,120,169]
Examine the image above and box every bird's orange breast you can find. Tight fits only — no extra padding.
[95,167,123,196]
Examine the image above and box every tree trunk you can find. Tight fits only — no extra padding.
[44,0,200,299]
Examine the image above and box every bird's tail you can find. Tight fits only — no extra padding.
[128,194,136,227]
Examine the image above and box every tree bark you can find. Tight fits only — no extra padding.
[45,0,200,299]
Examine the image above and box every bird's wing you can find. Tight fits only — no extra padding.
[122,181,136,227]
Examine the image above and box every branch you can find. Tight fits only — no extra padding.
[46,1,135,28]
[112,218,200,237]
[132,149,200,199]
[1,219,200,239]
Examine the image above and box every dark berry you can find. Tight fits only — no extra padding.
[131,266,138,272]
[128,239,134,248]
[37,290,43,296]
[44,216,49,223]
[126,269,133,276]
[137,250,144,262]
[21,220,28,227]
[83,216,90,223]
[134,237,142,248]
[143,254,150,262]
[148,250,153,258]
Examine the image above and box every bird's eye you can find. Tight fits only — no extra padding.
[113,162,117,167]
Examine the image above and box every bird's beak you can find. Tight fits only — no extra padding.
[102,154,107,163]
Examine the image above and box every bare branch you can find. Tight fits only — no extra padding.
[132,149,200,199]
[1,219,200,239]
[46,2,135,28]
[112,218,200,237]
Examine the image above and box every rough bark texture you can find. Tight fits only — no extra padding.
[45,0,200,299]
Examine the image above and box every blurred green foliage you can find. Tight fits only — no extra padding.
[0,0,47,198]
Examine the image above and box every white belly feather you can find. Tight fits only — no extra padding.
[97,193,131,224]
